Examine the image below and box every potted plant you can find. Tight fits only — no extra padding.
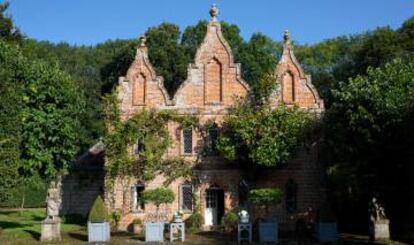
[316,201,337,242]
[249,188,283,242]
[132,218,143,234]
[88,196,110,242]
[142,187,175,242]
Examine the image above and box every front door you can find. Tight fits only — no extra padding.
[205,189,224,226]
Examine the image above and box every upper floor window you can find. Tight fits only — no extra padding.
[134,137,145,156]
[180,183,193,211]
[182,127,193,154]
[208,123,219,154]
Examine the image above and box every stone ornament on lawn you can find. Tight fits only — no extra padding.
[41,178,62,242]
[369,197,390,240]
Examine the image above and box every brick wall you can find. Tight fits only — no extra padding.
[109,15,325,231]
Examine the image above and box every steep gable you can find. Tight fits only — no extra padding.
[173,5,249,111]
[117,36,170,119]
[271,31,324,112]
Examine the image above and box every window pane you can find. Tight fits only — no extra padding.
[208,124,218,153]
[183,127,192,154]
[182,185,193,210]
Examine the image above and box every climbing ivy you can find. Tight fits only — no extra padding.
[103,93,198,188]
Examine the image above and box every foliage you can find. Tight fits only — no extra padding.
[132,218,143,225]
[221,211,239,232]
[325,58,414,227]
[141,188,175,208]
[20,60,86,180]
[89,196,109,223]
[0,175,47,208]
[104,93,197,184]
[217,94,312,167]
[0,40,23,202]
[185,212,202,233]
[109,209,122,230]
[0,1,23,42]
[249,188,283,206]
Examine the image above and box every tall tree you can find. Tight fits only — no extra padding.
[0,40,23,202]
[0,1,23,42]
[21,60,86,180]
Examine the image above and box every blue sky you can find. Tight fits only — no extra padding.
[5,0,414,46]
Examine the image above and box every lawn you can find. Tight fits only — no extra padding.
[0,208,411,244]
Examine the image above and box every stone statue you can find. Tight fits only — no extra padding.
[368,197,390,240]
[41,177,62,241]
[369,197,387,222]
[45,178,62,220]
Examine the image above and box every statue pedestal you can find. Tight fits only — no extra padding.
[370,219,390,240]
[41,218,61,242]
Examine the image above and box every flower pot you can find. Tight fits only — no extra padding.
[88,221,110,242]
[258,221,278,242]
[316,222,337,242]
[145,222,165,242]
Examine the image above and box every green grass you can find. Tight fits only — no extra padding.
[0,208,85,244]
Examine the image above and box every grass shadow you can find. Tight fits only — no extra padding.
[0,210,16,216]
[23,229,41,240]
[67,231,88,241]
[0,221,29,229]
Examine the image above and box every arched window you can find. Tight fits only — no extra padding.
[132,73,146,105]
[282,72,295,103]
[205,58,222,104]
[285,178,297,213]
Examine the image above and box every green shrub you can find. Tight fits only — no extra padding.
[109,209,122,230]
[132,218,143,225]
[185,212,202,233]
[88,196,109,223]
[221,211,239,232]
[142,188,175,208]
[249,188,283,206]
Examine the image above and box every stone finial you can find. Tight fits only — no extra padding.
[139,34,146,47]
[284,30,291,45]
[209,4,219,20]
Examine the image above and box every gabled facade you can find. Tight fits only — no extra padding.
[108,6,325,231]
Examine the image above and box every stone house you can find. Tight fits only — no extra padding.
[62,6,324,232]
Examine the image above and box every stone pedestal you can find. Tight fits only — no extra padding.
[169,222,185,242]
[238,223,252,243]
[370,219,390,240]
[40,218,61,242]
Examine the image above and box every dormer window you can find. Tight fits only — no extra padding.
[182,127,193,155]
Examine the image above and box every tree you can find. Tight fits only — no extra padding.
[20,60,86,181]
[217,75,312,169]
[325,57,414,229]
[237,33,280,96]
[146,22,190,96]
[0,40,23,202]
[249,188,283,218]
[0,1,23,42]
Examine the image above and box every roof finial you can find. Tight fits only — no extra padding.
[209,4,219,21]
[284,30,291,45]
[139,34,146,47]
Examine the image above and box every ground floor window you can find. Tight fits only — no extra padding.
[180,184,193,211]
[285,179,297,213]
[131,184,145,212]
